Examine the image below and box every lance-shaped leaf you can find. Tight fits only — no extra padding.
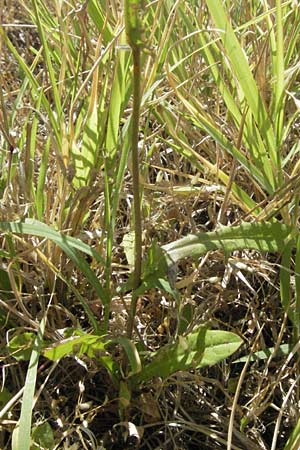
[130,326,242,384]
[162,222,294,266]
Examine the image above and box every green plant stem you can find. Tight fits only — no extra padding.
[132,48,142,287]
[127,46,142,338]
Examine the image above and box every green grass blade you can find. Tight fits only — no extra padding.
[105,41,131,165]
[0,220,108,309]
[294,235,300,342]
[35,137,50,220]
[88,0,113,42]
[24,92,43,206]
[284,417,300,450]
[0,27,61,145]
[280,243,293,322]
[274,0,285,146]
[186,101,273,193]
[103,42,131,294]
[205,0,277,187]
[12,316,46,450]
[72,88,99,188]
[31,0,63,121]
[181,30,275,193]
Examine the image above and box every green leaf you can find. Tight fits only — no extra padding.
[123,221,292,302]
[31,422,55,450]
[280,243,293,321]
[43,334,108,360]
[12,317,46,450]
[88,0,113,42]
[0,267,11,292]
[35,136,50,220]
[7,333,35,361]
[141,241,178,293]
[0,388,13,418]
[233,343,289,363]
[294,235,300,340]
[72,97,99,188]
[119,241,179,300]
[43,334,118,382]
[159,223,299,330]
[131,326,242,384]
[205,0,277,184]
[0,28,60,145]
[112,336,142,377]
[105,42,130,164]
[0,219,108,313]
[162,222,295,265]
[284,417,300,450]
[31,0,62,121]
[178,303,194,335]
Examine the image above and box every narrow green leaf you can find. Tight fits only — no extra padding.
[162,222,294,265]
[12,317,45,450]
[43,334,107,361]
[43,333,118,381]
[155,106,262,211]
[233,343,289,363]
[284,417,300,450]
[35,137,50,220]
[113,336,142,376]
[294,235,300,341]
[205,0,277,187]
[7,333,35,361]
[32,0,63,120]
[274,0,285,146]
[0,28,60,145]
[0,220,108,308]
[105,41,130,163]
[73,105,98,188]
[103,37,131,298]
[88,0,113,42]
[280,243,293,321]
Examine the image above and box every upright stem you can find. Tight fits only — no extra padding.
[132,48,142,289]
[124,0,144,337]
[127,46,143,338]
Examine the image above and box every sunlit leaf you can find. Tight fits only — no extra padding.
[162,222,295,265]
[131,326,242,384]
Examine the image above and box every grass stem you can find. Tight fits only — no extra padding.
[127,46,143,338]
